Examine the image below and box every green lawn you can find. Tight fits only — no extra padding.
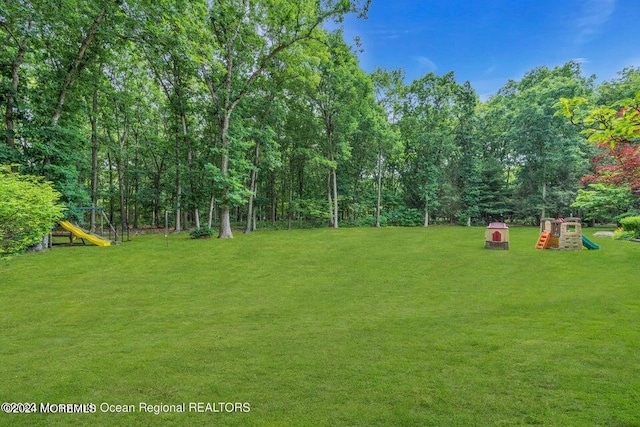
[1,226,639,426]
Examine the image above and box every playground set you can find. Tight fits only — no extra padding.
[484,218,601,251]
[535,217,600,251]
[49,207,117,247]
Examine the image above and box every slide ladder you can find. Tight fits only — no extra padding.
[536,232,551,249]
[57,221,111,247]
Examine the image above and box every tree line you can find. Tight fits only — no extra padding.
[2,0,639,239]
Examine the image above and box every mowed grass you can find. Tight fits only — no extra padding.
[1,226,639,426]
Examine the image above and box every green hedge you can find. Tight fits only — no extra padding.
[620,216,640,239]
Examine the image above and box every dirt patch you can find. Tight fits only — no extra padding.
[593,231,615,237]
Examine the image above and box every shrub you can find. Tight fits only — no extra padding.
[189,227,214,239]
[0,166,65,256]
[620,216,640,239]
[387,208,423,226]
[353,215,388,227]
[613,227,634,241]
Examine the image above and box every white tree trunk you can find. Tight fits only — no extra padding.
[541,181,547,219]
[208,194,215,229]
[219,206,233,238]
[423,189,430,227]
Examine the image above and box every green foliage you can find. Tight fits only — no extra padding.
[352,214,387,227]
[571,184,635,222]
[560,70,640,149]
[291,198,332,222]
[597,67,640,105]
[2,1,636,234]
[620,216,640,239]
[496,62,594,219]
[189,226,214,239]
[0,166,65,256]
[613,227,635,241]
[476,157,512,222]
[399,72,460,210]
[386,207,423,226]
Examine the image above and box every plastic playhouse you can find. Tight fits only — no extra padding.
[485,222,509,250]
[536,217,599,250]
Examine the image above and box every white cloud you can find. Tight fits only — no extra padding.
[574,0,616,43]
[413,56,437,72]
[572,57,590,64]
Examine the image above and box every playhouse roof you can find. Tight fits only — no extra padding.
[487,222,508,229]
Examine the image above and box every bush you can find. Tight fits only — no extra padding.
[0,166,65,256]
[351,215,388,227]
[613,228,634,241]
[620,216,640,239]
[387,208,423,227]
[189,227,214,239]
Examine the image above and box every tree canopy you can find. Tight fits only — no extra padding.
[2,1,638,237]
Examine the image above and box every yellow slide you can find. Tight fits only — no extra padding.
[58,221,111,247]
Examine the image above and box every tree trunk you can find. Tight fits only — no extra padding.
[5,25,30,149]
[332,166,339,228]
[116,135,128,239]
[424,188,430,227]
[174,131,182,232]
[219,207,233,238]
[151,155,164,227]
[327,172,334,227]
[252,205,257,232]
[218,111,233,238]
[208,194,216,229]
[270,171,277,224]
[245,142,260,233]
[182,111,192,231]
[51,4,112,126]
[375,151,383,227]
[541,181,547,219]
[132,137,140,229]
[107,152,115,225]
[288,158,294,230]
[90,85,99,232]
[183,210,188,231]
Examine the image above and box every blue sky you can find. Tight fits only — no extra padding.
[341,0,640,99]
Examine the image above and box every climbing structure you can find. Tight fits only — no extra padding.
[535,232,551,249]
[536,217,586,251]
[558,220,582,250]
